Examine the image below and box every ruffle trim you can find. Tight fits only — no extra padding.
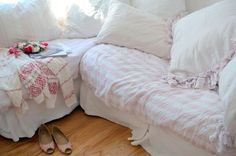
[164,12,188,60]
[166,48,236,90]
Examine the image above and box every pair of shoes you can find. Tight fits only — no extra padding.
[38,124,72,155]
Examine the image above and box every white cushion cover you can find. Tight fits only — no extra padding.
[131,0,186,18]
[168,0,236,89]
[219,59,236,134]
[63,0,130,38]
[219,44,236,135]
[63,4,103,38]
[96,0,172,58]
[0,0,61,48]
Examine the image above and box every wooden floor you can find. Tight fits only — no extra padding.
[0,108,149,156]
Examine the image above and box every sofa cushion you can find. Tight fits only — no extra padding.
[0,0,61,48]
[96,0,172,58]
[80,44,231,154]
[63,0,130,39]
[219,40,236,136]
[167,0,236,89]
[219,58,236,135]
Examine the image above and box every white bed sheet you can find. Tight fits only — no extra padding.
[0,38,96,141]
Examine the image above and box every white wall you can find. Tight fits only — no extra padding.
[186,0,222,12]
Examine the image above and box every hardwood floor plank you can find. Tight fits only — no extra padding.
[0,109,150,156]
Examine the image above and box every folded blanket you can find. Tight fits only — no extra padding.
[0,48,76,112]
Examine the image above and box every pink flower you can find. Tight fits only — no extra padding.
[8,47,20,56]
[23,45,33,53]
[40,41,48,47]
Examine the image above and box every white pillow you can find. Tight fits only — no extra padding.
[0,0,61,48]
[96,0,172,58]
[131,0,186,18]
[167,0,236,89]
[63,0,130,38]
[219,43,236,135]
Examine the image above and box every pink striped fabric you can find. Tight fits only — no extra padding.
[80,44,236,155]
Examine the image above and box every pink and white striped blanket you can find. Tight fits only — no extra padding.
[0,49,76,112]
[80,44,236,155]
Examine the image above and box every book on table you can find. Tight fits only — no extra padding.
[29,44,71,59]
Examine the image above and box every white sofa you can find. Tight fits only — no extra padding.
[0,0,235,156]
[0,0,96,141]
[0,38,96,141]
[79,0,236,156]
[79,44,234,156]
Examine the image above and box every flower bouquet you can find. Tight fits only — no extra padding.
[8,41,48,56]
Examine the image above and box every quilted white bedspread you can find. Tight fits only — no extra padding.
[80,44,234,154]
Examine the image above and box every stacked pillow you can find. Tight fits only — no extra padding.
[167,0,236,89]
[63,0,131,38]
[96,0,186,58]
[0,0,61,48]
